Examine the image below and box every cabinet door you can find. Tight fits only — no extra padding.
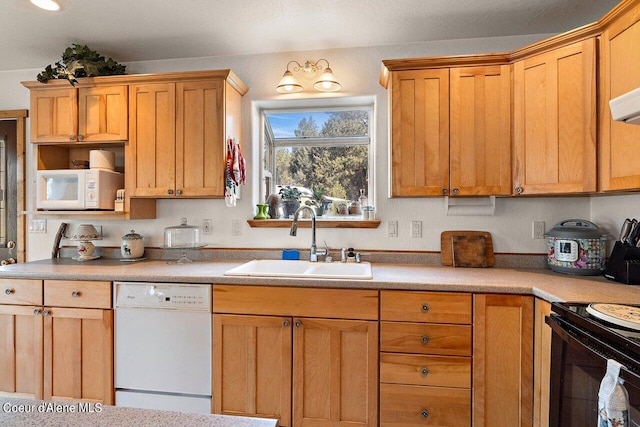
[533,299,551,427]
[30,88,78,143]
[43,307,113,404]
[600,4,640,191]
[176,80,225,197]
[450,65,511,196]
[127,83,176,197]
[78,85,128,142]
[473,294,533,427]
[513,38,596,195]
[390,69,449,196]
[0,305,43,399]
[213,314,292,426]
[293,317,378,427]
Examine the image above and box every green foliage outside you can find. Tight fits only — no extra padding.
[275,111,368,201]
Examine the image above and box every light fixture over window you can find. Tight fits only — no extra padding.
[30,0,61,11]
[276,59,341,94]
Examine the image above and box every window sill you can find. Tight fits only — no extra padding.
[247,219,381,229]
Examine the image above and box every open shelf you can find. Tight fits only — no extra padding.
[247,219,381,229]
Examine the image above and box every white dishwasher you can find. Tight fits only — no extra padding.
[114,282,212,414]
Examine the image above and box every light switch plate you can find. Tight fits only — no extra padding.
[387,220,398,238]
[411,220,422,238]
[232,220,241,236]
[202,219,212,235]
[29,219,46,233]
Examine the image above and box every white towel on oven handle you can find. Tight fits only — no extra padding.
[598,359,630,427]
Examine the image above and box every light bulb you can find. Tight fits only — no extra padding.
[30,0,61,11]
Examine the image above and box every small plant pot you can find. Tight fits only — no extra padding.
[315,206,324,217]
[282,200,300,218]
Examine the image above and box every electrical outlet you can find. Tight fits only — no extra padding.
[202,219,212,235]
[411,220,422,238]
[387,220,398,238]
[532,221,545,239]
[232,220,241,236]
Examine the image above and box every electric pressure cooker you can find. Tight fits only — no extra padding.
[545,219,608,276]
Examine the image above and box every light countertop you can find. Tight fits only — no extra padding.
[0,397,277,427]
[1,257,639,303]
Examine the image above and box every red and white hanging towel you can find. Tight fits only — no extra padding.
[225,138,246,207]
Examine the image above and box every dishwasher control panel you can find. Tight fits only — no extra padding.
[114,282,211,311]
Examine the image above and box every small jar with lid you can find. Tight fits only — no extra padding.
[121,230,144,259]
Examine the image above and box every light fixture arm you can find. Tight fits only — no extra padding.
[276,58,341,93]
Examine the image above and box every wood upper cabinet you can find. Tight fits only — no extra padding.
[128,75,245,198]
[473,294,534,427]
[513,38,597,195]
[28,85,127,143]
[128,82,176,197]
[213,285,378,427]
[390,69,449,196]
[450,65,511,196]
[599,1,640,191]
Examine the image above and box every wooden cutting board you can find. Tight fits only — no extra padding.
[441,231,494,267]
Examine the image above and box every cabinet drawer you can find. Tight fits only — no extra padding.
[380,322,471,356]
[213,285,378,320]
[44,280,111,309]
[380,353,470,388]
[381,291,471,324]
[0,279,42,305]
[380,383,470,427]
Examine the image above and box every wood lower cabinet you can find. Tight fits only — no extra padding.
[599,0,640,191]
[379,291,472,427]
[213,285,379,427]
[533,299,552,427]
[0,279,113,404]
[513,38,597,195]
[473,294,534,427]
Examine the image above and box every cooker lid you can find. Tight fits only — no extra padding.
[545,219,605,239]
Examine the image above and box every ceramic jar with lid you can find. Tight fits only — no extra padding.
[121,230,144,259]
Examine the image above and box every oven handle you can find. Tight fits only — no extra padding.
[546,314,640,384]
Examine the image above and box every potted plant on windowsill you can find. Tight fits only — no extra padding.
[279,186,301,218]
[307,187,326,217]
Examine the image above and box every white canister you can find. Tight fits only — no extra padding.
[121,230,144,259]
[90,149,115,170]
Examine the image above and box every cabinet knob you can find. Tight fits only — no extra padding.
[78,135,84,141]
[1,258,15,266]
[42,310,50,316]
[515,186,523,194]
[71,291,80,298]
[176,189,182,195]
[283,320,290,327]
[421,367,429,376]
[33,309,41,316]
[69,135,75,141]
[442,189,448,195]
[5,288,14,295]
[295,320,302,328]
[420,410,429,419]
[421,335,429,345]
[452,188,460,195]
[421,303,429,313]
[167,189,174,195]
[7,241,16,249]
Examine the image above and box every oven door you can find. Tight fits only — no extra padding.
[547,314,640,427]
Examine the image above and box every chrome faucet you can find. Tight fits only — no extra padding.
[289,205,328,262]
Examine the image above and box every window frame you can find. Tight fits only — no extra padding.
[262,104,374,209]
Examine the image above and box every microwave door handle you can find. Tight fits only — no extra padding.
[547,315,640,385]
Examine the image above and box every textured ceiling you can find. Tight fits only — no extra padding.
[1,0,620,71]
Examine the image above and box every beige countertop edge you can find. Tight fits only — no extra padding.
[1,260,639,304]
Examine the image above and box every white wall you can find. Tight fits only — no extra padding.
[0,34,615,260]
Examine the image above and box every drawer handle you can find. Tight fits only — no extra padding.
[42,310,50,316]
[295,320,302,328]
[421,336,429,345]
[421,303,429,313]
[420,410,429,419]
[71,291,80,298]
[33,309,41,316]
[421,367,429,376]
[283,320,290,327]
[5,288,14,295]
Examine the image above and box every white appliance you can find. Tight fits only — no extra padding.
[609,86,640,125]
[114,282,212,414]
[36,169,124,210]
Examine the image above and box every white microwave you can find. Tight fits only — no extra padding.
[36,169,124,210]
